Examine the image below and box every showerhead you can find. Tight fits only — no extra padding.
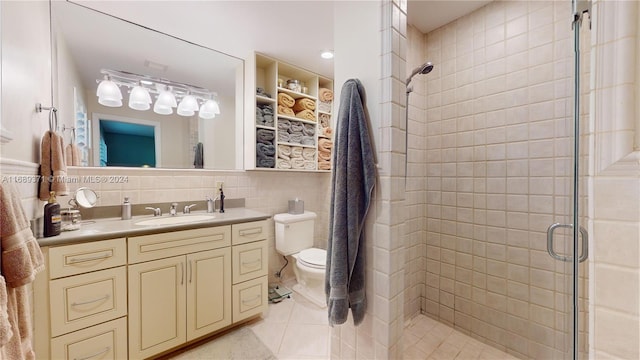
[406,61,434,86]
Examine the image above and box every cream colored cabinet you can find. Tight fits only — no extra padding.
[34,238,128,360]
[127,227,232,359]
[231,221,269,322]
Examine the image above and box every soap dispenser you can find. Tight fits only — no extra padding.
[122,197,132,220]
[219,186,225,213]
[43,191,61,237]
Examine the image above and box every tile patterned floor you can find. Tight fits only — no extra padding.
[404,315,519,360]
[249,293,331,359]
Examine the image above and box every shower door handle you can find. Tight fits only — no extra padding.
[546,223,588,262]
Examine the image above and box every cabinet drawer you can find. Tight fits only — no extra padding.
[232,240,268,284]
[232,276,268,322]
[49,238,126,279]
[232,221,267,245]
[50,267,127,337]
[128,226,231,264]
[51,317,127,360]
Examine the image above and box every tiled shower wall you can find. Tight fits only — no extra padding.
[415,1,590,358]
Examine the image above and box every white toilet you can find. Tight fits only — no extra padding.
[274,211,327,308]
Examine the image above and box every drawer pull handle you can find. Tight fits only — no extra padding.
[71,294,110,307]
[68,252,112,264]
[242,294,261,305]
[241,259,262,268]
[75,346,111,360]
[239,228,262,236]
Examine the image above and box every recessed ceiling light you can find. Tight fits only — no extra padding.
[320,50,334,59]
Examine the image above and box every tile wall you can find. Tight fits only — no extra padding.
[415,1,590,358]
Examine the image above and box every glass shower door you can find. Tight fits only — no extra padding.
[546,1,590,359]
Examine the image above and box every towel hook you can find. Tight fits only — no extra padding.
[36,103,59,132]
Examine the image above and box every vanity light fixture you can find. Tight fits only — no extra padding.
[128,83,152,111]
[320,50,334,59]
[96,75,123,107]
[176,94,199,116]
[96,69,220,118]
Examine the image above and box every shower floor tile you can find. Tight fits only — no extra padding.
[404,315,520,360]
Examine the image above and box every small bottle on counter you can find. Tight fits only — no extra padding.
[43,191,61,237]
[122,197,132,220]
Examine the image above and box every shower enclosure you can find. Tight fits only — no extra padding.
[405,0,591,358]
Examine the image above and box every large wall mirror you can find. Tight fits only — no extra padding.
[50,1,244,170]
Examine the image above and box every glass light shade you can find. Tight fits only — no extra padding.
[211,100,221,115]
[96,79,122,107]
[153,89,177,115]
[128,86,152,111]
[199,100,217,119]
[177,95,199,116]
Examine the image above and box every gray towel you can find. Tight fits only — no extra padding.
[194,142,204,168]
[325,79,376,326]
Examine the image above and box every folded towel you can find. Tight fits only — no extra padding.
[277,92,295,108]
[301,136,315,146]
[65,143,80,166]
[319,87,334,102]
[319,138,333,152]
[278,131,290,143]
[257,142,276,157]
[289,121,304,134]
[295,109,316,122]
[318,161,332,170]
[277,159,292,169]
[291,158,306,169]
[320,113,331,128]
[290,146,303,159]
[302,148,316,161]
[256,156,275,168]
[278,145,292,160]
[318,149,332,161]
[303,123,316,136]
[304,160,316,170]
[39,130,68,201]
[0,275,12,347]
[319,101,332,114]
[278,119,291,131]
[289,133,303,144]
[293,98,316,112]
[256,129,275,144]
[278,104,295,117]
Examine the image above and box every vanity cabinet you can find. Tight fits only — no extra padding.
[231,221,269,322]
[35,218,269,360]
[254,53,334,172]
[34,238,128,360]
[127,227,232,359]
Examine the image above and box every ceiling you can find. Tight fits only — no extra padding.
[64,1,490,93]
[407,1,492,34]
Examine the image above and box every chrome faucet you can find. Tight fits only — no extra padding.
[145,207,161,216]
[169,203,178,216]
[183,204,196,214]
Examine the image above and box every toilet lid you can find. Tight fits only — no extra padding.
[298,248,326,268]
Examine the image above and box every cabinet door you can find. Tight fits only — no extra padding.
[128,256,186,359]
[186,248,232,341]
[51,317,127,360]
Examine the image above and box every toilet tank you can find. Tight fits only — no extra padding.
[274,211,317,256]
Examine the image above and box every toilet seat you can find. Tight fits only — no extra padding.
[297,248,326,269]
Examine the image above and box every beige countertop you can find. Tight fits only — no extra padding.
[38,208,271,247]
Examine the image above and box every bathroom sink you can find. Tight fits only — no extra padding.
[135,215,215,226]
